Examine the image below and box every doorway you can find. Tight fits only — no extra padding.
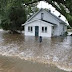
[35,26,39,36]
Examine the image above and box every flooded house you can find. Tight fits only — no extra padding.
[22,9,67,37]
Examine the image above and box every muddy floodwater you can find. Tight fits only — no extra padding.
[0,31,72,72]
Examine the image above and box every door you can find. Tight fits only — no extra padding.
[35,26,39,36]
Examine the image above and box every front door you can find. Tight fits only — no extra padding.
[35,26,39,36]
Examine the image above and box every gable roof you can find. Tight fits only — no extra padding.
[23,8,66,25]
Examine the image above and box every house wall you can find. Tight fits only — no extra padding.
[51,23,61,36]
[25,20,52,37]
[51,23,67,36]
[59,24,67,35]
[64,25,67,32]
[59,24,64,35]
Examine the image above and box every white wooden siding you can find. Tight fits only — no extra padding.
[25,20,52,37]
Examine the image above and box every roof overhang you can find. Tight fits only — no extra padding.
[22,19,57,26]
[22,20,37,26]
[60,22,67,25]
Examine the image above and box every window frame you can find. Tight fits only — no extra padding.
[41,13,44,20]
[42,27,44,32]
[28,26,33,32]
[42,26,47,33]
[45,27,47,32]
[28,26,30,32]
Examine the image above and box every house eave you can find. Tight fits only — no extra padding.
[22,19,57,26]
[41,19,57,25]
[60,22,67,25]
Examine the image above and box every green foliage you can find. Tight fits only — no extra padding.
[1,0,72,31]
[0,0,38,32]
[0,0,27,31]
[67,25,72,29]
[1,19,10,30]
[8,6,27,31]
[1,6,26,31]
[64,31,68,36]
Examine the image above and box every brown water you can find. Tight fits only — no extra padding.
[0,31,72,72]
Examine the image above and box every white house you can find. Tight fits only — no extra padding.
[22,9,67,37]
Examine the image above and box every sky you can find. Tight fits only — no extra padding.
[37,1,68,25]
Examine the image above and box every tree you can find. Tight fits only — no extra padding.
[0,0,27,33]
[1,19,10,30]
[0,0,38,33]
[8,6,27,31]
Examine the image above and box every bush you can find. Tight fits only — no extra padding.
[64,31,68,36]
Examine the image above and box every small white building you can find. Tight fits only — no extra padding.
[22,9,67,37]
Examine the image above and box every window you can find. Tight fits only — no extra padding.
[41,13,44,20]
[52,26,54,29]
[42,27,44,32]
[31,27,33,31]
[28,26,33,32]
[28,26,30,31]
[42,27,47,33]
[45,27,47,32]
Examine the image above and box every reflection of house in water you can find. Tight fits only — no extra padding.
[22,9,67,37]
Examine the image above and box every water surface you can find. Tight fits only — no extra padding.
[0,31,72,72]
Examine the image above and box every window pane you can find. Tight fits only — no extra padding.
[28,26,30,31]
[41,13,44,20]
[42,27,44,32]
[31,27,33,31]
[45,27,47,32]
[52,26,54,29]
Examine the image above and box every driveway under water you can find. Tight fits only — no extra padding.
[0,31,72,72]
